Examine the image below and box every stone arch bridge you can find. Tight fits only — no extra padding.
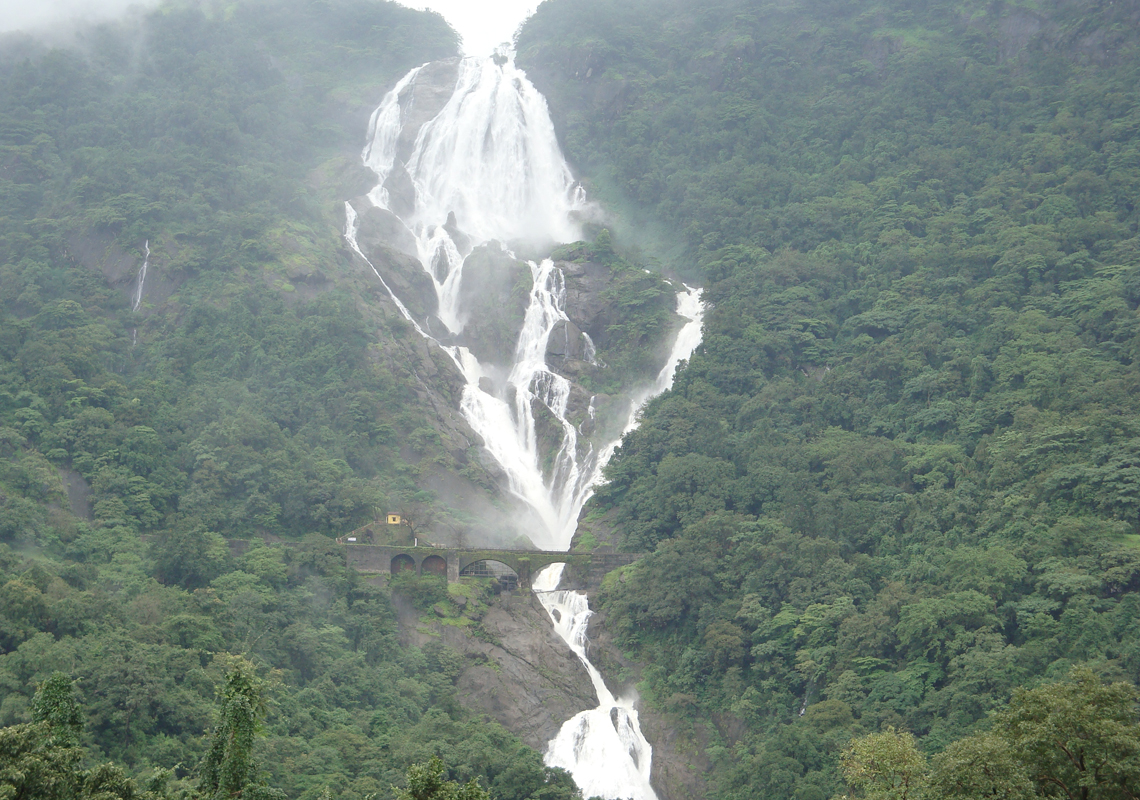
[344,544,643,590]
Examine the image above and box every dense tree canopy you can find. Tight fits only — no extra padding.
[517,0,1140,797]
[0,1,579,798]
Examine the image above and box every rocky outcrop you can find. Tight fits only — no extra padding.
[559,259,610,343]
[394,591,596,750]
[456,245,532,367]
[394,59,460,163]
[349,198,443,329]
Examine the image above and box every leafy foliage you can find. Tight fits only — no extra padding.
[0,1,579,798]
[842,668,1140,800]
[517,0,1140,796]
[395,758,491,800]
[0,0,462,547]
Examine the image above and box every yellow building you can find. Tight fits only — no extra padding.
[387,513,402,525]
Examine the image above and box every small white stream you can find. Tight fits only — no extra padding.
[133,239,149,312]
[349,51,705,799]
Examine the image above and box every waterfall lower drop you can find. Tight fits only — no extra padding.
[534,564,657,800]
[349,51,705,799]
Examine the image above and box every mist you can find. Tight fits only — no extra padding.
[409,0,538,56]
[0,0,160,33]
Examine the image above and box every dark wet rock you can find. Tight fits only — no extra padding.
[443,210,472,254]
[558,259,613,347]
[545,318,582,360]
[395,58,461,163]
[456,245,531,368]
[382,162,417,219]
[350,199,438,322]
[354,201,418,256]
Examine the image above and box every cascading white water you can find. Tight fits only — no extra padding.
[584,285,704,492]
[349,51,706,800]
[133,240,149,312]
[456,258,579,541]
[363,54,583,334]
[354,50,676,550]
[534,564,657,800]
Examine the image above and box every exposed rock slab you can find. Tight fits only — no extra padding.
[395,592,597,750]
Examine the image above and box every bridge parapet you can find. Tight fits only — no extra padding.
[344,544,643,590]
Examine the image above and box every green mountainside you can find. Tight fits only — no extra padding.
[4,0,1140,797]
[516,0,1140,797]
[0,2,580,798]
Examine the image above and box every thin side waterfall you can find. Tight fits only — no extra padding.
[534,564,656,800]
[131,240,150,346]
[133,240,149,312]
[349,51,705,799]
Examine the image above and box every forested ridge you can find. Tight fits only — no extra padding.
[4,0,1140,798]
[515,0,1140,798]
[0,2,580,798]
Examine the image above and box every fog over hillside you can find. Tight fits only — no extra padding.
[0,0,158,32]
[0,0,538,55]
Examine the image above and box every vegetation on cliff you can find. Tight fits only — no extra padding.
[0,1,580,797]
[517,0,1140,797]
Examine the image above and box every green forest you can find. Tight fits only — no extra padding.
[517,0,1140,797]
[0,1,577,798]
[3,0,1140,798]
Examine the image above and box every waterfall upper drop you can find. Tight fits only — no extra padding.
[348,52,704,552]
[362,55,585,334]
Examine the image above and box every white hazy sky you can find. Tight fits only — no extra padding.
[409,0,538,56]
[0,0,540,56]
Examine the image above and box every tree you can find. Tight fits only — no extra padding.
[838,727,927,800]
[972,669,1140,800]
[395,757,491,800]
[198,663,284,800]
[927,733,1035,800]
[30,672,83,746]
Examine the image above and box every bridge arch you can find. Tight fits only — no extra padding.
[421,554,447,577]
[391,554,415,574]
[460,559,519,590]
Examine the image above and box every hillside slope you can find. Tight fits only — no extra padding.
[518,1,1140,797]
[0,3,584,798]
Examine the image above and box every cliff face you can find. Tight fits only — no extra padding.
[393,583,710,800]
[393,588,596,750]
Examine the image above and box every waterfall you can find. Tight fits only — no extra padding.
[131,239,150,346]
[349,51,705,799]
[362,54,583,334]
[534,564,657,800]
[133,240,149,313]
